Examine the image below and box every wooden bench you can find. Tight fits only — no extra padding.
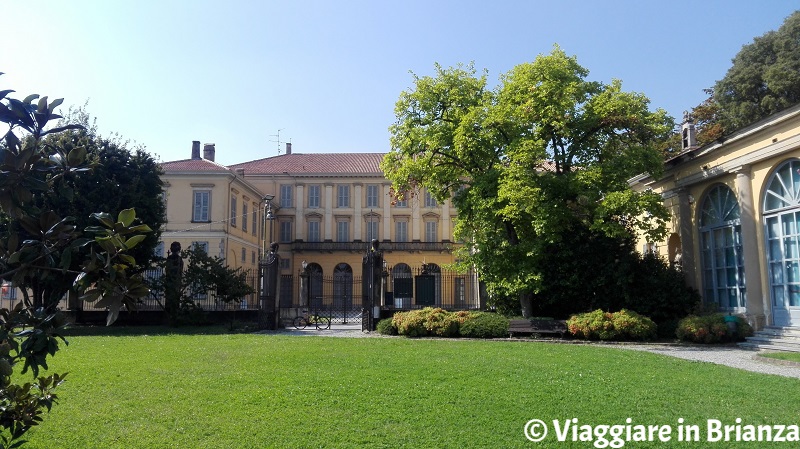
[509,319,567,338]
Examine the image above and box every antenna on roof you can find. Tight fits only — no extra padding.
[269,129,292,154]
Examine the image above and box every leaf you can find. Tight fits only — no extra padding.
[117,208,136,227]
[123,234,146,249]
[66,146,86,166]
[47,98,64,113]
[0,89,14,101]
[90,212,114,228]
[22,94,39,104]
[36,96,48,113]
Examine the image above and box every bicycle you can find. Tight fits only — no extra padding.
[293,310,331,330]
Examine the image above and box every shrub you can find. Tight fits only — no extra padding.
[676,314,753,343]
[391,308,459,337]
[376,318,397,335]
[459,312,509,338]
[567,309,656,341]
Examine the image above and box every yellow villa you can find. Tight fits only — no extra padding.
[160,142,480,318]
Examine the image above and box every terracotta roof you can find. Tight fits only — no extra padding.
[161,158,233,173]
[230,153,386,175]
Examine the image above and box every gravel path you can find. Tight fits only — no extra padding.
[607,344,800,379]
[272,325,800,379]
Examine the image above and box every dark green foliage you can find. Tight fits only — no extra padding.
[715,11,800,131]
[458,312,509,339]
[529,228,699,324]
[566,309,657,341]
[375,318,397,335]
[676,314,754,343]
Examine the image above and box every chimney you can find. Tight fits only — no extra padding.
[681,111,698,151]
[203,143,216,162]
[191,141,201,159]
[285,142,292,155]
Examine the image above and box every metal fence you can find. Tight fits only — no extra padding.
[280,266,481,324]
[80,268,261,312]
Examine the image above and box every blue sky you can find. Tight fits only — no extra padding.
[1,1,798,166]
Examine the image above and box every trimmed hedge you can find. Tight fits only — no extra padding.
[566,309,657,341]
[459,312,510,338]
[385,308,507,338]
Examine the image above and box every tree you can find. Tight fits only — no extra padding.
[382,47,672,316]
[714,11,800,131]
[148,244,255,326]
[6,107,166,311]
[0,76,151,447]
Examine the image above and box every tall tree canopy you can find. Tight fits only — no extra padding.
[714,11,800,132]
[382,47,672,315]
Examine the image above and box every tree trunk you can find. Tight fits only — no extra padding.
[519,291,533,318]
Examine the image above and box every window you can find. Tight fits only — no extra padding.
[424,190,437,208]
[191,241,209,253]
[337,185,350,208]
[337,221,350,242]
[308,185,321,208]
[241,246,246,263]
[699,185,745,309]
[230,196,237,227]
[308,221,321,242]
[251,205,258,235]
[280,184,293,208]
[242,203,248,232]
[193,191,211,222]
[366,185,379,208]
[280,220,293,243]
[366,219,379,242]
[395,196,407,208]
[280,258,290,270]
[395,221,408,242]
[425,221,438,242]
[765,160,800,325]
[252,251,256,264]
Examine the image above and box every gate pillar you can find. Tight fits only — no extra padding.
[259,242,280,330]
[361,239,383,332]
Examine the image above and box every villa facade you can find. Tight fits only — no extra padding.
[631,105,800,329]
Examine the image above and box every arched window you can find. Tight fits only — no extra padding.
[699,184,745,309]
[333,263,353,313]
[764,160,800,326]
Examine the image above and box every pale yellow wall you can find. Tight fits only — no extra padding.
[161,171,263,273]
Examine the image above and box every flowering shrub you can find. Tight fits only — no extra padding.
[391,307,460,337]
[567,309,656,341]
[676,314,753,343]
[388,308,506,338]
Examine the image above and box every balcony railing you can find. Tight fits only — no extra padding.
[290,241,457,253]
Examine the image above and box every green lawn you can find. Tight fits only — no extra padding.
[760,351,800,363]
[21,328,800,448]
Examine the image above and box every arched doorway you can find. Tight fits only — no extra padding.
[699,184,746,310]
[764,159,800,327]
[333,263,353,316]
[391,263,413,308]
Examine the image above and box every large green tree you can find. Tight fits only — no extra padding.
[714,11,800,132]
[1,107,165,311]
[0,76,150,447]
[382,48,672,315]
